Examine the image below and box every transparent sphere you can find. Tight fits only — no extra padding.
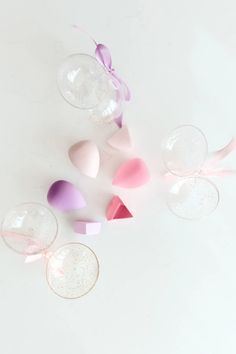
[162,125,208,176]
[46,243,99,299]
[89,87,123,124]
[1,203,58,255]
[167,177,219,220]
[57,54,123,123]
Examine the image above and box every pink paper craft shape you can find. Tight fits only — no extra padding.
[73,221,101,235]
[106,196,133,220]
[112,158,150,188]
[69,140,100,178]
[107,125,133,151]
[47,180,86,212]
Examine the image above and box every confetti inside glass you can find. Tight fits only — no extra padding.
[46,243,99,299]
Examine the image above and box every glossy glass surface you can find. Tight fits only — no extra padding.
[167,177,219,220]
[162,125,208,176]
[46,243,99,299]
[1,203,58,255]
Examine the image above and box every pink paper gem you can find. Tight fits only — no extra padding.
[107,125,133,151]
[73,221,102,235]
[106,196,133,221]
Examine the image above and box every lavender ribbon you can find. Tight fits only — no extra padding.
[72,25,131,128]
[95,44,131,128]
[95,44,131,102]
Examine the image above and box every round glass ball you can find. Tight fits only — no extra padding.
[167,177,219,220]
[162,125,208,176]
[46,243,99,299]
[1,203,58,255]
[57,54,123,123]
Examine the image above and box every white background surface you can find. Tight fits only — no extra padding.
[0,1,236,353]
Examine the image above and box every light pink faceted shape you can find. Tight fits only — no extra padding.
[69,140,100,178]
[107,125,133,151]
[73,221,102,235]
[112,158,150,188]
[106,196,133,221]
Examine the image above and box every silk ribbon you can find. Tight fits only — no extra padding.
[163,137,236,180]
[73,25,130,128]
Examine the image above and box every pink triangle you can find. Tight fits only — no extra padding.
[106,196,133,221]
[107,125,133,151]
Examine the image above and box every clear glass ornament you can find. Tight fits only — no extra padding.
[1,203,58,255]
[46,243,99,299]
[167,177,219,220]
[57,54,123,123]
[162,125,208,176]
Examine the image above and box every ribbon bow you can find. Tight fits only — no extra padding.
[95,44,131,128]
[163,137,236,180]
[1,231,64,276]
[95,43,131,102]
[1,231,51,263]
[72,25,131,128]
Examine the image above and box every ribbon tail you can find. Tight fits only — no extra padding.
[199,168,236,177]
[207,137,236,166]
[25,249,53,263]
[214,169,236,177]
[73,26,131,101]
[95,43,112,68]
[72,24,97,45]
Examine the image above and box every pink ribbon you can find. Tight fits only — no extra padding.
[0,231,52,263]
[163,137,236,180]
[200,137,236,177]
[1,231,64,276]
[24,250,53,263]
